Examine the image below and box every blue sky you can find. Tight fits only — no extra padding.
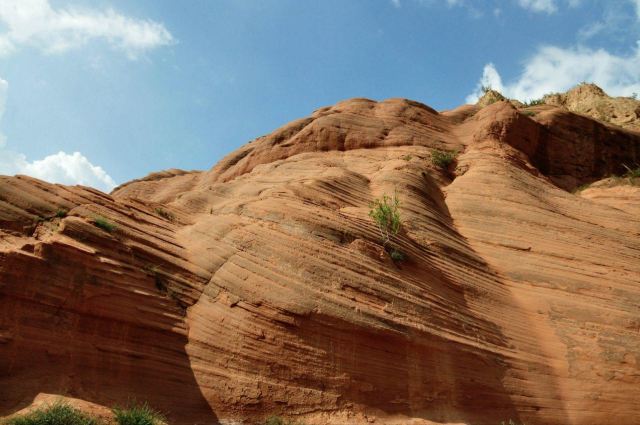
[0,0,639,191]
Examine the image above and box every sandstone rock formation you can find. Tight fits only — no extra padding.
[477,82,640,132]
[476,89,506,108]
[1,87,639,425]
[543,83,640,131]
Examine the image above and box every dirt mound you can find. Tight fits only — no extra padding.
[1,96,639,425]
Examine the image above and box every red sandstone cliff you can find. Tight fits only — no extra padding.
[1,87,639,425]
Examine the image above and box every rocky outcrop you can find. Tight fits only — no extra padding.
[543,83,640,131]
[1,93,639,424]
[478,83,640,132]
[476,89,506,108]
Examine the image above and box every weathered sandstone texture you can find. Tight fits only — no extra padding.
[543,83,640,131]
[1,89,639,424]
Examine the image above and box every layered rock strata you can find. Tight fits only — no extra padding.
[1,92,639,425]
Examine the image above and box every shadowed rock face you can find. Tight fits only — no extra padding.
[1,93,639,425]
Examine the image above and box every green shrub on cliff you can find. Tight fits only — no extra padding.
[4,402,98,425]
[369,192,401,248]
[430,149,457,169]
[113,403,166,425]
[93,216,116,233]
[264,416,305,425]
[623,164,640,180]
[3,401,168,425]
[524,98,545,106]
[154,207,175,222]
[368,192,406,262]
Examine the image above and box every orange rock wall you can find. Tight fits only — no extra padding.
[2,98,639,425]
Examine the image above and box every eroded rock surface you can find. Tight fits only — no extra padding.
[544,83,640,131]
[1,91,639,425]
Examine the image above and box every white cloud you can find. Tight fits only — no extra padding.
[466,63,505,103]
[0,0,174,58]
[0,77,7,121]
[1,150,117,192]
[578,1,640,41]
[517,0,557,13]
[515,0,589,14]
[391,0,466,8]
[0,1,170,192]
[27,152,115,192]
[394,0,640,16]
[0,78,116,192]
[0,76,10,149]
[515,0,640,15]
[515,0,640,16]
[466,43,640,103]
[632,0,640,18]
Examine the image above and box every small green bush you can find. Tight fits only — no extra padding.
[4,402,98,425]
[264,416,304,425]
[522,111,536,117]
[390,249,405,262]
[113,403,165,425]
[430,149,457,169]
[93,217,117,233]
[154,208,175,222]
[369,193,401,248]
[573,183,591,193]
[623,164,640,179]
[369,193,407,262]
[524,98,545,106]
[55,209,68,218]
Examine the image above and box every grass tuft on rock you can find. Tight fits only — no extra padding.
[154,208,175,222]
[369,193,401,248]
[113,403,166,425]
[623,164,640,181]
[264,416,305,425]
[3,402,98,425]
[93,217,117,233]
[430,149,457,169]
[524,98,545,106]
[389,249,406,262]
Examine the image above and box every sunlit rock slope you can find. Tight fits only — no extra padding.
[1,86,639,425]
